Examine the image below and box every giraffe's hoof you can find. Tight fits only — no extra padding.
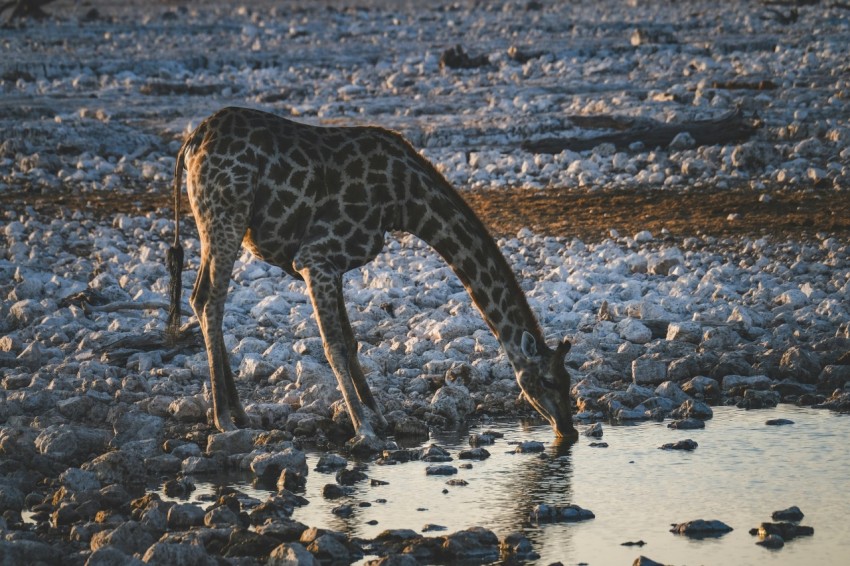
[347,433,385,458]
[214,416,239,433]
[233,408,252,428]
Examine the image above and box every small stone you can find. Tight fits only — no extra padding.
[756,521,813,540]
[336,468,368,486]
[659,439,698,451]
[166,503,206,529]
[514,441,545,453]
[667,418,705,430]
[584,422,603,438]
[322,484,352,499]
[670,519,733,538]
[458,448,490,460]
[765,418,794,426]
[771,506,804,521]
[469,433,495,446]
[530,503,595,523]
[425,465,457,476]
[671,399,713,420]
[756,534,785,548]
[332,504,354,517]
[315,454,348,472]
[419,444,452,462]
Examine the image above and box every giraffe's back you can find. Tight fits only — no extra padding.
[184,107,417,276]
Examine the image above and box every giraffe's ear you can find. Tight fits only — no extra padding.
[521,331,538,359]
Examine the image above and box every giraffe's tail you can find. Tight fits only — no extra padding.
[166,144,187,345]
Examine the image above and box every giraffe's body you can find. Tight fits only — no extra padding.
[167,106,575,442]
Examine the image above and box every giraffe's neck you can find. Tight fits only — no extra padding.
[401,178,545,367]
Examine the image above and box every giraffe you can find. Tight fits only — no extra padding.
[166,106,576,445]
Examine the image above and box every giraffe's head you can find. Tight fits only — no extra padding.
[517,331,577,440]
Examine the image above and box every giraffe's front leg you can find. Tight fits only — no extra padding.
[335,285,389,432]
[295,256,378,440]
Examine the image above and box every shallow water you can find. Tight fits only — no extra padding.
[162,405,850,565]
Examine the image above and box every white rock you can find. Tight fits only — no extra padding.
[617,318,652,344]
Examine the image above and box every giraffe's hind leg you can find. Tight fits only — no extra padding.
[336,285,388,431]
[191,223,248,432]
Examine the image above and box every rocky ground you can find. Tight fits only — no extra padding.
[2,0,850,564]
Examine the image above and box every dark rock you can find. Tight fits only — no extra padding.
[336,468,368,486]
[500,531,538,560]
[0,540,64,565]
[51,502,81,527]
[671,399,713,420]
[141,541,216,565]
[589,442,608,448]
[771,379,816,398]
[458,448,490,460]
[756,521,814,540]
[322,484,353,499]
[393,416,429,438]
[756,534,785,548]
[378,449,418,464]
[798,393,826,406]
[371,478,389,486]
[204,504,241,528]
[85,547,145,566]
[667,418,705,430]
[305,532,361,564]
[364,554,419,566]
[439,45,489,69]
[163,477,195,498]
[771,506,804,521]
[332,504,354,517]
[712,353,753,380]
[420,445,452,462]
[469,433,495,446]
[445,479,468,486]
[425,465,457,476]
[278,468,306,492]
[633,556,665,566]
[530,503,595,523]
[815,391,850,412]
[659,439,698,451]
[670,519,733,538]
[315,454,347,472]
[422,524,446,532]
[681,375,721,402]
[780,346,821,384]
[441,527,500,562]
[817,365,850,390]
[223,528,282,557]
[255,518,308,543]
[584,422,603,438]
[90,520,157,555]
[166,503,205,529]
[268,542,318,566]
[737,389,780,409]
[249,493,308,525]
[514,441,545,453]
[348,434,384,457]
[765,418,794,426]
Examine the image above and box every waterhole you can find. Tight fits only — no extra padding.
[158,405,850,565]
